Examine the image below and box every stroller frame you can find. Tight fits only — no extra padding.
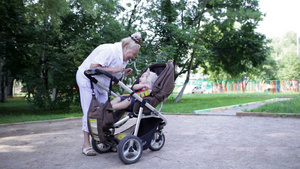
[84,62,174,164]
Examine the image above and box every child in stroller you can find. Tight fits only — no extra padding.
[84,62,174,164]
[111,68,158,111]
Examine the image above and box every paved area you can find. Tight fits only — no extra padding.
[1,99,300,169]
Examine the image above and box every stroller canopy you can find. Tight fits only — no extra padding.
[149,62,175,102]
[132,62,175,113]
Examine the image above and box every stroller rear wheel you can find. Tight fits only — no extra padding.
[91,138,112,153]
[117,135,143,164]
[149,131,165,151]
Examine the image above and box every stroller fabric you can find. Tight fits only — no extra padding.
[87,79,114,142]
[132,62,175,113]
[138,118,163,150]
[88,99,114,142]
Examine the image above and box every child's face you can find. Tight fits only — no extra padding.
[139,73,148,84]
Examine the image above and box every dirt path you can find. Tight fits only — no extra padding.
[1,113,300,169]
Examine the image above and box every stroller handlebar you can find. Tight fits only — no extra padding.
[84,69,120,84]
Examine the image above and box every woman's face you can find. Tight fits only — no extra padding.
[123,45,140,61]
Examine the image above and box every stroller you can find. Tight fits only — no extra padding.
[84,62,174,164]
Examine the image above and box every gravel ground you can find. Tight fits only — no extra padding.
[0,101,300,169]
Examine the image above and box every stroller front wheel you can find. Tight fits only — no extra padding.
[149,131,165,151]
[117,135,143,164]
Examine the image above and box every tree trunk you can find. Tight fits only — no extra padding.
[174,44,199,102]
[0,57,7,102]
[174,58,194,102]
[241,76,246,93]
[51,88,56,101]
[174,78,188,103]
[126,0,141,31]
[173,1,208,102]
[225,79,228,92]
[241,81,245,92]
[241,75,249,93]
[7,77,14,96]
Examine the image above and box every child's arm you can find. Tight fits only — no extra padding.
[132,83,151,90]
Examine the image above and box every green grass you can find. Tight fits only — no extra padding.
[0,93,299,124]
[0,98,83,124]
[161,93,298,113]
[250,96,300,113]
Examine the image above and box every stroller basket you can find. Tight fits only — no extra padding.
[138,118,163,150]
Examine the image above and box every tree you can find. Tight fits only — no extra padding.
[0,0,30,102]
[1,0,271,108]
[141,0,269,102]
[58,0,127,102]
[272,31,300,79]
[29,0,126,109]
[278,51,300,79]
[0,0,127,109]
[19,0,71,109]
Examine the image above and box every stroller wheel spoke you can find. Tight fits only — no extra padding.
[99,143,105,149]
[131,149,139,156]
[124,148,130,157]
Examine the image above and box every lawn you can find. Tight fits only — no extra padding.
[161,93,298,113]
[0,98,83,124]
[250,96,300,113]
[0,92,298,124]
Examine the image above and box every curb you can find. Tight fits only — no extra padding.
[236,112,300,118]
[0,117,82,127]
[193,98,290,114]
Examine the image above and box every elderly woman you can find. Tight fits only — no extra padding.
[76,32,142,156]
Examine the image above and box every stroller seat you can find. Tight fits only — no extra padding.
[114,62,174,121]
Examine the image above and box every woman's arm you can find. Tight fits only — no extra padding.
[90,64,125,74]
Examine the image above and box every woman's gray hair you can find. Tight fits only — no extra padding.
[121,32,142,49]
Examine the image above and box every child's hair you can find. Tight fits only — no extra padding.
[144,68,158,88]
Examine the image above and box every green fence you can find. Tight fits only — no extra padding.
[175,79,300,93]
[210,80,299,93]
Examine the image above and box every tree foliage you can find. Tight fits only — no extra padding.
[272,31,300,79]
[138,0,269,101]
[0,0,30,102]
[0,0,126,108]
[1,0,273,107]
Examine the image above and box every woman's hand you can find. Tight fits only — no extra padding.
[124,68,133,76]
[115,65,125,73]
